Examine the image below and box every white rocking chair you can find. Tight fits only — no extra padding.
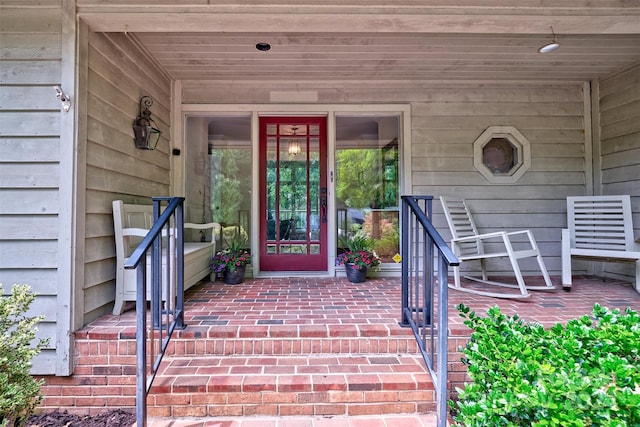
[440,197,554,298]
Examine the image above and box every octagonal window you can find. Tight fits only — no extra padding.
[483,138,517,174]
[473,126,530,183]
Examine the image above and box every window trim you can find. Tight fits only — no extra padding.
[473,125,531,184]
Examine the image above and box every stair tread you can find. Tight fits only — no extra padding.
[153,354,432,393]
[82,323,414,340]
[146,413,440,427]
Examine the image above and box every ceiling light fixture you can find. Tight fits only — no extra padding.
[538,26,560,53]
[288,127,301,155]
[256,42,271,51]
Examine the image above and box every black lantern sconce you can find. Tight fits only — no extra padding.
[133,96,162,150]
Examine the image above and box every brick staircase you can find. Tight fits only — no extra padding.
[39,278,437,421]
[147,324,435,418]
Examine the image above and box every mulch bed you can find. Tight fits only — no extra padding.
[27,409,135,427]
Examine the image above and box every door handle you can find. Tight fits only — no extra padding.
[320,188,327,223]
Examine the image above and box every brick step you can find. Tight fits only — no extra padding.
[79,323,419,356]
[146,353,435,418]
[40,352,435,418]
[146,413,439,427]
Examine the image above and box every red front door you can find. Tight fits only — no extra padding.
[259,117,328,271]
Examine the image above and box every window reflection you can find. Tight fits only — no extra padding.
[335,116,400,263]
[207,117,252,251]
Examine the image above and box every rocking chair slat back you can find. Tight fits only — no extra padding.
[440,198,483,256]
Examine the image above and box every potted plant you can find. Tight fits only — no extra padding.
[337,228,381,283]
[211,235,251,284]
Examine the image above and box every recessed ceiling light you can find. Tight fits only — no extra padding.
[256,42,271,51]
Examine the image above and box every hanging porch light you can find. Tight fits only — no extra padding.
[288,126,301,155]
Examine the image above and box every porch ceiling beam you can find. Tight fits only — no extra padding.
[77,12,640,35]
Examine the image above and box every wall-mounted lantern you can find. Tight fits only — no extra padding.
[133,96,162,150]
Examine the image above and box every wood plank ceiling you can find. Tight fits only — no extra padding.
[78,1,640,82]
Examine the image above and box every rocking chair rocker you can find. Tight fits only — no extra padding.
[440,197,554,298]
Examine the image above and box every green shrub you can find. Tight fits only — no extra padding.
[452,303,640,427]
[0,284,49,427]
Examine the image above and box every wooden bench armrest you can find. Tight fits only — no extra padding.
[122,227,174,237]
[571,248,640,260]
[185,222,220,232]
[184,222,219,247]
[121,227,149,237]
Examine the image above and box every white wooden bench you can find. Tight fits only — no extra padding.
[112,200,218,315]
[562,195,640,292]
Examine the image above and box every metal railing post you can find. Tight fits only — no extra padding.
[175,203,185,329]
[400,196,410,327]
[135,259,147,427]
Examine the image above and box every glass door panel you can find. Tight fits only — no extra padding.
[260,117,327,271]
[335,115,400,264]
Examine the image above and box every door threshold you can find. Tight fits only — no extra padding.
[255,271,332,278]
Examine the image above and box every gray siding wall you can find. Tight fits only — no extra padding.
[182,80,587,275]
[597,63,640,281]
[411,83,586,276]
[83,31,171,323]
[0,1,64,374]
[1,9,171,375]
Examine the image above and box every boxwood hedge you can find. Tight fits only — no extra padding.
[452,303,639,427]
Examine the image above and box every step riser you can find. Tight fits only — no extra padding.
[147,391,437,417]
[170,337,419,355]
[75,338,419,357]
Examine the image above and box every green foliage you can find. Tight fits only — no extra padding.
[340,226,373,252]
[210,148,252,225]
[225,233,248,253]
[337,226,381,269]
[0,284,49,427]
[336,149,383,209]
[452,303,640,427]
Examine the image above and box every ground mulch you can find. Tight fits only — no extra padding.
[26,409,135,427]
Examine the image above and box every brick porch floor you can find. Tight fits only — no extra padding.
[41,274,639,426]
[82,274,640,335]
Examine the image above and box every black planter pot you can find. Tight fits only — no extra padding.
[345,264,367,283]
[223,265,246,285]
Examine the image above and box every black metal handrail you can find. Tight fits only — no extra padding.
[400,195,459,427]
[124,197,186,427]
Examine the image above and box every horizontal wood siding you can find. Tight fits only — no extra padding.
[597,64,640,282]
[412,83,585,275]
[84,31,171,322]
[182,80,587,275]
[0,1,63,374]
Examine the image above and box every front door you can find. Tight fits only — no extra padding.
[259,117,328,271]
